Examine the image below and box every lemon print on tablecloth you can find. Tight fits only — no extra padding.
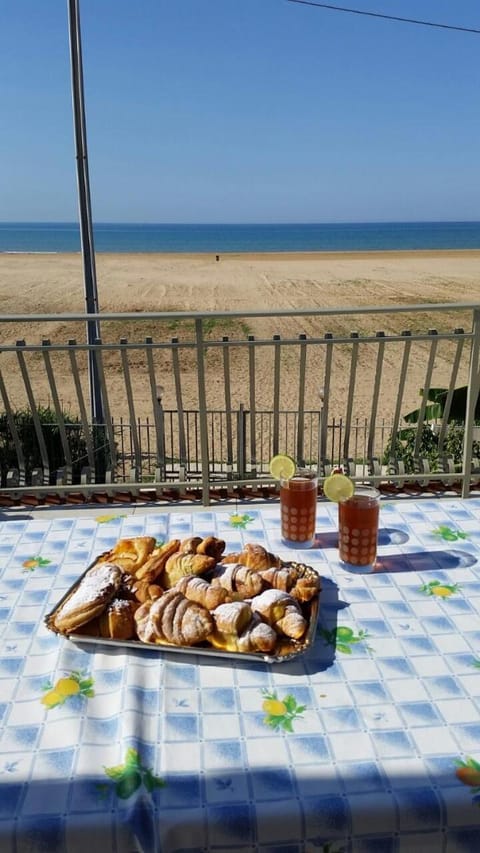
[97,747,166,800]
[96,513,128,524]
[22,556,51,572]
[420,580,461,598]
[229,512,255,529]
[319,625,372,654]
[261,689,306,732]
[41,671,94,709]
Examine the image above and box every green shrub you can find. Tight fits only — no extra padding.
[0,406,89,487]
[383,421,480,473]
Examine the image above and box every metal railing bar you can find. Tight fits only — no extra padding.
[437,330,465,452]
[67,339,96,474]
[195,319,211,505]
[320,334,333,460]
[0,368,26,485]
[145,337,166,477]
[390,332,412,453]
[41,340,73,482]
[413,330,438,458]
[297,334,307,466]
[93,338,116,478]
[171,337,187,467]
[367,332,385,461]
[15,342,50,484]
[248,335,257,477]
[273,335,281,457]
[222,337,234,466]
[1,301,478,323]
[343,333,359,461]
[119,338,142,473]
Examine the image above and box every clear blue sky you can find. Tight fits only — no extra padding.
[2,0,480,223]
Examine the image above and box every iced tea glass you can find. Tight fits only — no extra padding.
[338,484,380,572]
[280,469,318,549]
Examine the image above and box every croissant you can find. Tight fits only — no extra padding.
[209,611,277,654]
[222,543,281,571]
[103,537,156,574]
[163,552,216,588]
[212,601,253,635]
[179,537,203,554]
[51,562,123,633]
[250,589,307,640]
[196,536,226,562]
[135,591,213,646]
[99,599,138,640]
[210,563,264,598]
[259,564,320,603]
[175,575,228,610]
[131,579,163,604]
[135,539,180,581]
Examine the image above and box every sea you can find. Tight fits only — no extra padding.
[1,221,480,254]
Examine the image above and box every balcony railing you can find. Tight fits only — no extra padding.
[0,302,479,505]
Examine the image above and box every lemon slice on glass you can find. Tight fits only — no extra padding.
[323,472,355,503]
[269,454,296,481]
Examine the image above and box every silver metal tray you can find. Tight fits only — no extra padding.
[44,560,321,664]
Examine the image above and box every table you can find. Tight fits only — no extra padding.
[1,497,480,852]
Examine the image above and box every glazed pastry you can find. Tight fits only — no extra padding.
[135,539,181,581]
[131,579,163,604]
[104,536,156,574]
[175,575,228,610]
[250,589,307,640]
[222,543,281,571]
[135,590,213,646]
[212,601,252,635]
[196,536,226,562]
[163,552,216,588]
[210,563,264,598]
[259,564,320,603]
[179,536,203,554]
[99,598,138,640]
[51,562,122,633]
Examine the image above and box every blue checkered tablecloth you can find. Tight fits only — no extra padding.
[1,498,480,852]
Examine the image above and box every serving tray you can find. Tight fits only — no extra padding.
[44,558,321,664]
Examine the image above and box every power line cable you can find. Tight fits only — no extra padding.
[287,0,480,35]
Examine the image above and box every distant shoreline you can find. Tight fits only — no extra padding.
[2,248,480,261]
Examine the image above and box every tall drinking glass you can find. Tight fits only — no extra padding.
[338,484,380,572]
[280,469,318,549]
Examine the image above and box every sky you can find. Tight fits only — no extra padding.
[1,0,480,224]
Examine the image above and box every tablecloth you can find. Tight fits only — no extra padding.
[1,497,480,852]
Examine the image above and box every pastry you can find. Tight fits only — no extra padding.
[103,536,156,574]
[210,563,264,598]
[212,601,252,635]
[51,562,122,633]
[175,575,229,610]
[99,598,138,639]
[135,590,213,646]
[250,589,307,640]
[259,564,321,603]
[179,536,203,554]
[221,543,281,571]
[135,539,180,581]
[162,552,216,588]
[196,536,226,561]
[209,610,277,654]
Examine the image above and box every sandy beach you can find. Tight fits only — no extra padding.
[1,250,479,423]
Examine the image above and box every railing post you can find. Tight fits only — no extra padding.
[237,404,246,480]
[195,318,211,505]
[462,308,480,498]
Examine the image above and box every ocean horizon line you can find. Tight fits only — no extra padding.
[2,220,480,254]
